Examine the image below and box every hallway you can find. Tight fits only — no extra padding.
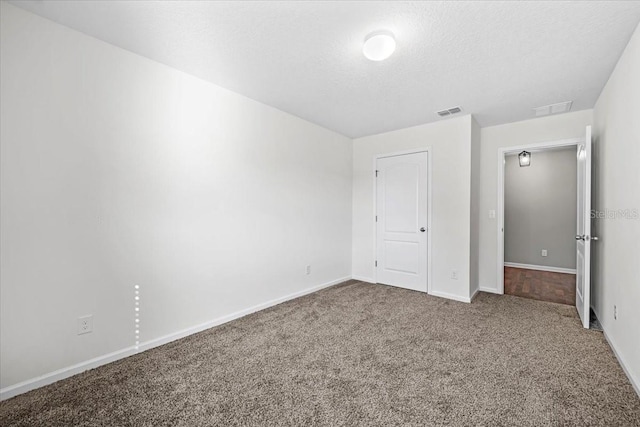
[504,267,576,305]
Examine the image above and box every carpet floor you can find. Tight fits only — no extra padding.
[1,280,638,426]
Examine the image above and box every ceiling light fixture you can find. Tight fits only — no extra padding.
[518,151,531,167]
[363,30,396,61]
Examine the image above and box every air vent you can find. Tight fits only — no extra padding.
[534,101,572,117]
[436,106,463,117]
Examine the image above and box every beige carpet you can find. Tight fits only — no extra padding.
[1,280,638,426]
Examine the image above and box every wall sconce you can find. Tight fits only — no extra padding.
[518,150,531,167]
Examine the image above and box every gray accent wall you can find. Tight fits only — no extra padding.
[505,147,577,269]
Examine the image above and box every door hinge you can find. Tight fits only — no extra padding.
[375,170,379,177]
[375,260,378,267]
[375,215,378,222]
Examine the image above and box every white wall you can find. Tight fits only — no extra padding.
[0,3,352,392]
[470,117,481,296]
[352,115,473,302]
[477,110,593,292]
[504,147,577,269]
[592,22,640,393]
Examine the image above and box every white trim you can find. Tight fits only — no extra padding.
[504,262,576,275]
[430,290,472,303]
[470,287,480,301]
[375,148,432,158]
[373,148,432,295]
[0,276,350,401]
[592,306,640,397]
[497,147,505,294]
[372,155,378,284]
[427,151,433,297]
[603,330,640,397]
[479,286,501,294]
[497,137,583,295]
[351,275,375,283]
[0,346,138,402]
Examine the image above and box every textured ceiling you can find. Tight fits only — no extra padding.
[9,1,640,138]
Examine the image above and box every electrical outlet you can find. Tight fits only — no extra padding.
[451,270,458,280]
[541,249,548,257]
[306,265,311,275]
[78,315,93,335]
[489,210,496,219]
[614,305,617,320]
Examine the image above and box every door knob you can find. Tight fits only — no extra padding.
[591,236,599,241]
[420,227,426,232]
[575,235,585,241]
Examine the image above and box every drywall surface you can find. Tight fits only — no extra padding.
[352,115,472,302]
[10,1,640,137]
[478,110,593,292]
[470,117,482,295]
[592,22,640,393]
[504,147,577,269]
[0,3,352,390]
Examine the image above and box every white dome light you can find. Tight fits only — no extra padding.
[363,30,396,61]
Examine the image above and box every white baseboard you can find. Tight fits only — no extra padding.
[470,287,480,301]
[504,262,576,275]
[0,276,350,401]
[479,286,501,294]
[585,306,638,398]
[351,275,375,283]
[0,346,139,402]
[430,290,471,303]
[602,329,640,398]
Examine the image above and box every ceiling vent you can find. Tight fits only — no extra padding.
[437,106,463,117]
[534,101,572,117]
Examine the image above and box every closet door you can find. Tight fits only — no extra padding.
[376,152,428,292]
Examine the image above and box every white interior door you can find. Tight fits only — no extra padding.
[376,152,428,292]
[576,126,592,328]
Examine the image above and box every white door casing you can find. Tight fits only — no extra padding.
[576,126,592,328]
[496,136,583,295]
[376,151,428,292]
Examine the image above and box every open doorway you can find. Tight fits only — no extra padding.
[497,126,594,328]
[503,146,577,305]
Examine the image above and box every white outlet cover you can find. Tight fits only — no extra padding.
[541,250,548,257]
[78,315,93,335]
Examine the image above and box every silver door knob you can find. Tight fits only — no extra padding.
[592,236,599,241]
[575,235,585,241]
[420,227,426,232]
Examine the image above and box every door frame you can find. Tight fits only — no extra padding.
[373,148,432,294]
[496,137,582,294]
